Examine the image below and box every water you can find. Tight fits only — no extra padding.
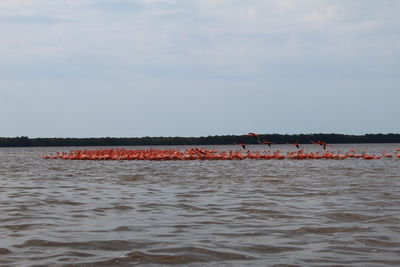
[1,144,399,266]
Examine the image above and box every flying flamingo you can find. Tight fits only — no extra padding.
[247,132,273,147]
[234,143,247,149]
[311,140,328,150]
[289,141,300,149]
[247,132,261,143]
[261,140,273,147]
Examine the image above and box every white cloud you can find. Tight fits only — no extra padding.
[0,0,399,75]
[1,1,399,136]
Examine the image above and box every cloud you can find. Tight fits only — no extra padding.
[0,0,398,84]
[0,15,71,24]
[1,1,398,63]
[1,1,399,136]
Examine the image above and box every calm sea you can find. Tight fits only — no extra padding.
[1,144,399,266]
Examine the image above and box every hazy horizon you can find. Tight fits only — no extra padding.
[2,132,400,139]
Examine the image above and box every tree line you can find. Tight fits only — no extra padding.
[0,133,399,147]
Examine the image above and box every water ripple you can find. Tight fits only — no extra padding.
[1,145,399,266]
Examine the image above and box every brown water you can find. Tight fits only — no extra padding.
[1,144,399,266]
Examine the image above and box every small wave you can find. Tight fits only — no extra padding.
[118,174,145,182]
[43,200,84,206]
[240,244,301,254]
[0,248,12,254]
[177,203,206,211]
[356,238,400,248]
[285,226,366,235]
[0,223,56,230]
[370,259,400,265]
[324,212,375,222]
[14,239,147,251]
[105,247,253,264]
[321,245,397,255]
[29,251,95,261]
[367,216,400,224]
[112,226,148,232]
[92,205,133,212]
[112,205,133,210]
[236,208,284,215]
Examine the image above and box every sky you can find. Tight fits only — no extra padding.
[1,0,399,138]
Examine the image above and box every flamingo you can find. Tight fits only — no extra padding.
[260,140,273,147]
[311,140,328,150]
[247,132,273,146]
[247,132,261,143]
[289,141,300,149]
[43,146,395,161]
[234,143,247,149]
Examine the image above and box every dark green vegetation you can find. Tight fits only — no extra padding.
[1,134,399,147]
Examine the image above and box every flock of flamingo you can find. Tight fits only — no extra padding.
[43,133,400,161]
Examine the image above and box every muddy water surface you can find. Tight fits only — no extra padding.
[1,144,399,266]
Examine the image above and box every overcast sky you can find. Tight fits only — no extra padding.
[1,0,399,137]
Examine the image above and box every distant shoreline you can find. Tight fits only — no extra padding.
[1,134,399,147]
